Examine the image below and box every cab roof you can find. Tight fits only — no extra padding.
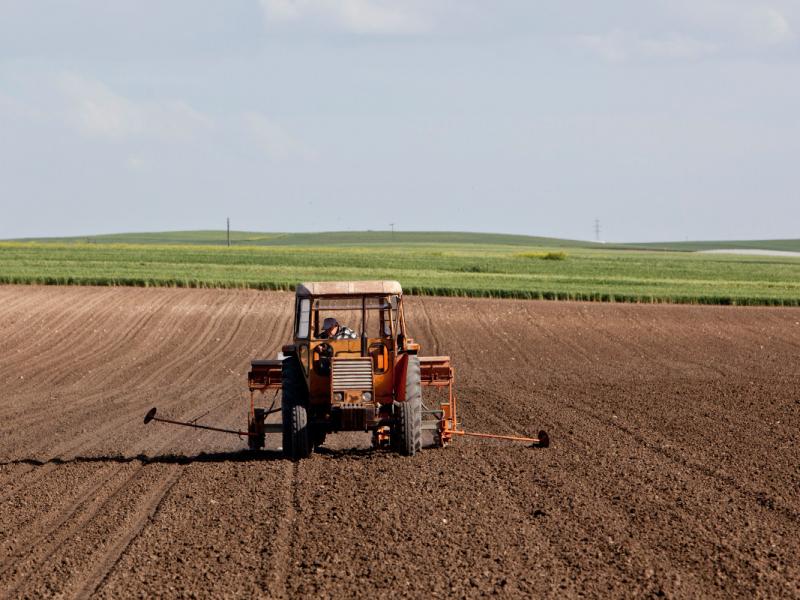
[295,280,403,298]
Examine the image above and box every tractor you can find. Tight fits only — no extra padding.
[144,281,548,458]
[246,280,450,459]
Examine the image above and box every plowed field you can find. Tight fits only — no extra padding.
[1,286,798,599]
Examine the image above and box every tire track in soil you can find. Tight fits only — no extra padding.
[0,291,248,459]
[0,296,277,596]
[462,382,797,596]
[1,463,180,598]
[479,302,797,504]
[0,289,164,428]
[0,289,177,434]
[2,388,238,599]
[173,289,268,387]
[0,293,289,594]
[0,287,95,357]
[108,289,292,455]
[258,461,298,599]
[47,290,177,389]
[0,413,203,594]
[414,297,798,596]
[446,300,799,596]
[0,286,44,319]
[1,289,297,598]
[415,298,443,355]
[357,298,571,595]
[0,421,194,572]
[0,462,118,557]
[558,389,800,525]
[0,287,119,383]
[71,468,183,600]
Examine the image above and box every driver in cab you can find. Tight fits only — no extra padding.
[319,317,358,340]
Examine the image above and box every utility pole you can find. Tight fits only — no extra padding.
[390,223,395,241]
[227,217,230,247]
[594,218,601,242]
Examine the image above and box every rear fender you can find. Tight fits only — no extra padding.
[393,353,409,402]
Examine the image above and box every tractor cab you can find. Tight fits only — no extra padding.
[282,281,421,457]
[292,280,416,409]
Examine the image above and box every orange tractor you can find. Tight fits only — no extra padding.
[144,281,548,458]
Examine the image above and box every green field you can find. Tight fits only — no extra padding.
[2,232,799,306]
[614,239,800,253]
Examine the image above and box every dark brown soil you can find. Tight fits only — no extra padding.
[0,286,798,599]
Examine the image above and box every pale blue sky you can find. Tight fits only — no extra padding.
[1,1,798,242]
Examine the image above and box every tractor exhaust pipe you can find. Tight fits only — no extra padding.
[143,407,257,437]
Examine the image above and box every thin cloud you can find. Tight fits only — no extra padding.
[571,1,795,63]
[258,0,433,35]
[43,73,316,164]
[240,112,316,161]
[58,73,212,142]
[575,30,719,62]
[671,1,795,46]
[640,35,719,60]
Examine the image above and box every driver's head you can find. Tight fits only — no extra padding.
[322,317,339,336]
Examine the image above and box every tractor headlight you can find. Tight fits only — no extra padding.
[333,392,344,402]
[362,391,372,402]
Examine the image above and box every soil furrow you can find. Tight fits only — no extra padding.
[72,467,183,600]
[258,461,297,599]
[0,287,798,598]
[0,287,119,383]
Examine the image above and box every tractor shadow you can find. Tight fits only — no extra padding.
[1,449,286,467]
[313,446,383,459]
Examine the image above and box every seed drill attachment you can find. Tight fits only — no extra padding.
[419,356,550,448]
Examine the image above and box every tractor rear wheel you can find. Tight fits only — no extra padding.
[288,405,311,460]
[282,357,311,460]
[393,356,422,456]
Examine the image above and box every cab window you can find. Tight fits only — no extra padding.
[296,298,310,338]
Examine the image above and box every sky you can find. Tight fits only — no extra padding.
[1,0,799,242]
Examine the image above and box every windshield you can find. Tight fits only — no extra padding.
[311,296,398,340]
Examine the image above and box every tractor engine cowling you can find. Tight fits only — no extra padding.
[330,357,378,431]
[330,357,374,403]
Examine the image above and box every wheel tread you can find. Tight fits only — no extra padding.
[282,358,311,460]
[394,356,423,456]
